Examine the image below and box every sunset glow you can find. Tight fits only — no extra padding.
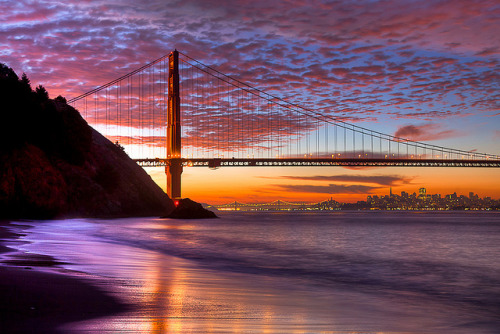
[3,0,499,204]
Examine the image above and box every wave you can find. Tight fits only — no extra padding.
[89,214,500,316]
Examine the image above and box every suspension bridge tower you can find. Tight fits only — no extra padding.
[166,50,182,199]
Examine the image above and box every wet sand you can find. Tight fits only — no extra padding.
[0,221,128,333]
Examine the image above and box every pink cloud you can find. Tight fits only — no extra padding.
[394,124,459,141]
[1,0,498,159]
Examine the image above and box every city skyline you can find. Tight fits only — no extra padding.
[205,187,500,206]
[207,187,500,212]
[2,0,499,203]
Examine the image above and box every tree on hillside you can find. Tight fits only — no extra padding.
[0,64,92,165]
[35,84,49,101]
[0,63,19,81]
[21,73,31,87]
[55,95,67,104]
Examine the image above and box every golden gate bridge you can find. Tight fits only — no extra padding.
[68,50,500,199]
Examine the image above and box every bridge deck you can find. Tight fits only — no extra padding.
[134,158,500,168]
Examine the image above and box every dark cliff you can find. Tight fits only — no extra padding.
[0,64,175,219]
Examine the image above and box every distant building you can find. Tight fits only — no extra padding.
[419,187,426,199]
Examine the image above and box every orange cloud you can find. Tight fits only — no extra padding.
[277,174,414,186]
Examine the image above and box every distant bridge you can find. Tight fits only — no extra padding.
[210,200,333,211]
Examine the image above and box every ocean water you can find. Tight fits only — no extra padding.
[9,211,500,333]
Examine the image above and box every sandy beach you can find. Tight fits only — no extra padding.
[0,221,128,333]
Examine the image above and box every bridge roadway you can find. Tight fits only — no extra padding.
[134,158,500,168]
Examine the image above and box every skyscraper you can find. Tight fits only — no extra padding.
[419,187,426,199]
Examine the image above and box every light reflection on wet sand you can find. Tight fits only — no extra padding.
[60,245,474,334]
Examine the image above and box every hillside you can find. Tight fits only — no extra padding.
[0,64,175,218]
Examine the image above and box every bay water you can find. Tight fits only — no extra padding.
[9,211,500,333]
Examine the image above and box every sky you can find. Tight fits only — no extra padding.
[2,0,499,204]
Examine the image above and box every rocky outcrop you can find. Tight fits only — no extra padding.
[0,64,175,219]
[165,198,218,219]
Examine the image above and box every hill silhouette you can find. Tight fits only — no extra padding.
[0,64,175,218]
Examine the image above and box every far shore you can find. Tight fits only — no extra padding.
[0,220,129,333]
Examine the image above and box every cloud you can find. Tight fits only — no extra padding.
[106,135,166,147]
[265,173,414,196]
[278,174,413,186]
[2,0,498,159]
[475,47,499,56]
[275,184,380,194]
[394,123,460,141]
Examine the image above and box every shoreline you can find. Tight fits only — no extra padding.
[0,220,129,333]
[1,215,499,333]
